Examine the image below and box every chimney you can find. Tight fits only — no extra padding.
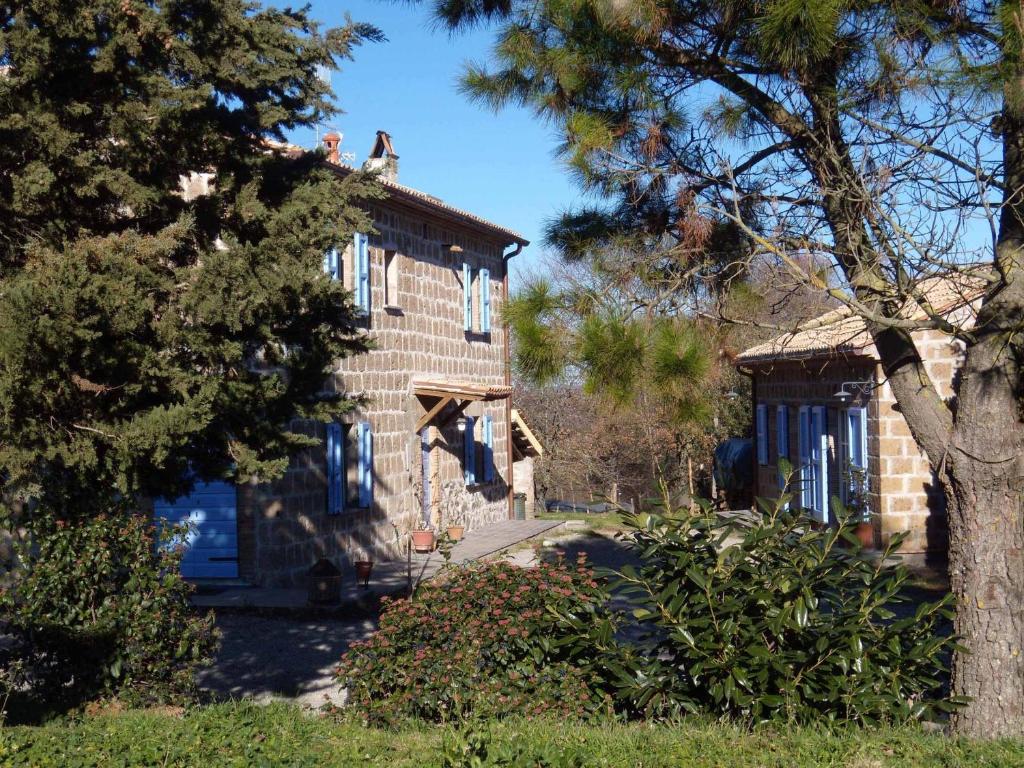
[322,132,341,164]
[362,130,399,182]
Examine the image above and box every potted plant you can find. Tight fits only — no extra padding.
[445,505,466,542]
[845,467,875,549]
[411,520,435,553]
[354,558,373,588]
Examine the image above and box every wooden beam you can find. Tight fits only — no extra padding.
[437,399,471,428]
[415,395,453,432]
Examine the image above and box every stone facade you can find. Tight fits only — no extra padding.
[746,325,966,555]
[235,184,522,586]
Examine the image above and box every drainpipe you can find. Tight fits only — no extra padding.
[502,242,524,518]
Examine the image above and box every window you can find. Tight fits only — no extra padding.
[463,415,495,486]
[384,250,399,308]
[755,404,768,465]
[462,262,493,335]
[324,233,369,316]
[798,406,829,522]
[776,404,790,493]
[325,421,373,513]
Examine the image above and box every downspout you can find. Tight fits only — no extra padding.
[502,242,524,518]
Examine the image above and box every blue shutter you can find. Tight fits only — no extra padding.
[462,263,473,331]
[325,423,343,515]
[355,233,370,314]
[464,416,476,485]
[482,415,494,482]
[845,407,868,503]
[358,421,373,508]
[776,404,789,493]
[798,406,810,511]
[847,407,867,470]
[323,247,340,280]
[811,406,829,522]
[756,405,768,465]
[480,267,491,333]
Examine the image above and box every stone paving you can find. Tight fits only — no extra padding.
[192,518,564,612]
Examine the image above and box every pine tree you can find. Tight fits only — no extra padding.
[0,1,383,510]
[418,0,1024,737]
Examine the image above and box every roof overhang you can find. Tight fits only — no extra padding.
[412,379,512,432]
[510,409,544,460]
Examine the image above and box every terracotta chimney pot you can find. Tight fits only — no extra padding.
[323,132,341,164]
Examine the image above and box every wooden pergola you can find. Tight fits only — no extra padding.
[412,379,513,432]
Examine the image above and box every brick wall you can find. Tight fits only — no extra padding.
[871,328,965,553]
[749,332,962,555]
[237,199,514,587]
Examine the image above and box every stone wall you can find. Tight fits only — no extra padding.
[749,326,965,555]
[237,198,514,587]
[513,455,536,514]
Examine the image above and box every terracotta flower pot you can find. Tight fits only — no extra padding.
[854,521,875,549]
[354,560,373,588]
[411,529,435,553]
[446,525,465,542]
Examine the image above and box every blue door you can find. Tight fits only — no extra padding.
[154,481,239,578]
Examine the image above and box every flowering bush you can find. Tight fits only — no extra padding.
[337,556,617,725]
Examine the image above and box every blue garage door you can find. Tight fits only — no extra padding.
[153,481,238,578]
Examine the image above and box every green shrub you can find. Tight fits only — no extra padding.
[336,557,618,725]
[0,505,217,710]
[609,489,957,723]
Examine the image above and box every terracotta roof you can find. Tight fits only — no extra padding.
[412,379,513,401]
[510,409,544,459]
[735,272,986,365]
[328,163,528,246]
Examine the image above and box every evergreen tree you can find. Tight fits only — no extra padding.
[0,1,382,510]
[417,0,1024,737]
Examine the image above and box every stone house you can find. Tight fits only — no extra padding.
[733,277,979,556]
[154,132,529,586]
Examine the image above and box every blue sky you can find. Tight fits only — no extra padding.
[285,1,580,278]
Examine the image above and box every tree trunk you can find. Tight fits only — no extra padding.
[945,343,1024,737]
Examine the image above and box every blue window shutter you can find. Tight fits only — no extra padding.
[756,405,768,465]
[358,421,373,508]
[848,407,867,470]
[480,268,491,332]
[776,405,789,494]
[464,416,476,485]
[355,233,370,314]
[798,406,810,510]
[462,263,473,331]
[483,415,494,482]
[811,406,828,522]
[323,248,340,280]
[326,423,343,515]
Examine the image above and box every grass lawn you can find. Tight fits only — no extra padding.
[3,702,1023,767]
[536,508,629,532]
